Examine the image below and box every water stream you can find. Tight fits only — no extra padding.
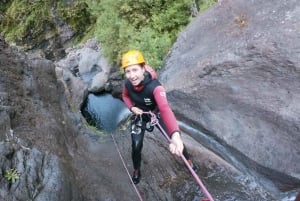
[81,93,130,132]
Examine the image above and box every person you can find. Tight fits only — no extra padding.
[121,50,196,184]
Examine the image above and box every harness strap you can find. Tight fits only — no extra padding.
[132,114,154,132]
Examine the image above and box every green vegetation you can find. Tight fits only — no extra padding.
[0,0,94,49]
[57,1,95,43]
[85,123,107,143]
[1,0,216,67]
[197,0,218,12]
[87,0,193,68]
[0,1,12,13]
[1,0,52,46]
[87,0,217,69]
[4,168,20,183]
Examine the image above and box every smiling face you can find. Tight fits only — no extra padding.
[124,64,145,86]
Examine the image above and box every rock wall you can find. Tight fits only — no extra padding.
[161,0,300,187]
[1,0,300,199]
[0,36,82,201]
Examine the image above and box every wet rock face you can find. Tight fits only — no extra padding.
[1,0,300,199]
[161,0,300,186]
[54,38,121,110]
[0,36,154,201]
[0,36,82,201]
[0,35,277,200]
[0,143,77,201]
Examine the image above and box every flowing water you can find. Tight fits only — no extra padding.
[81,93,130,132]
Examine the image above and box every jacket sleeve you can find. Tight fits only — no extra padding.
[122,84,134,110]
[153,86,180,136]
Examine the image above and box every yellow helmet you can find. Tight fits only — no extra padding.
[121,50,145,69]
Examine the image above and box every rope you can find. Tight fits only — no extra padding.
[110,132,144,201]
[144,111,215,201]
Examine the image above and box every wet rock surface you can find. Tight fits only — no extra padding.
[0,36,276,200]
[1,0,300,200]
[0,36,139,201]
[161,0,300,190]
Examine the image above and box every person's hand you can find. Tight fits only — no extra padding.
[131,107,143,115]
[169,132,184,157]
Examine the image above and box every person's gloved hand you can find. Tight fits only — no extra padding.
[169,132,184,156]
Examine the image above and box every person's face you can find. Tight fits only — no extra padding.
[124,64,145,86]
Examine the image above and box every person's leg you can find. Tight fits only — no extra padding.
[131,132,145,170]
[131,116,145,184]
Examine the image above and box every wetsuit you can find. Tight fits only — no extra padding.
[122,67,190,170]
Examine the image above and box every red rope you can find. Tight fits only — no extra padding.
[145,111,215,201]
[110,133,144,201]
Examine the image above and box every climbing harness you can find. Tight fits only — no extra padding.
[111,111,215,201]
[131,114,154,134]
[131,116,143,135]
[144,111,215,201]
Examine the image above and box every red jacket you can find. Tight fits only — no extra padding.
[122,65,180,136]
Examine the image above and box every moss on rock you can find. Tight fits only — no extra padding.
[0,0,94,53]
